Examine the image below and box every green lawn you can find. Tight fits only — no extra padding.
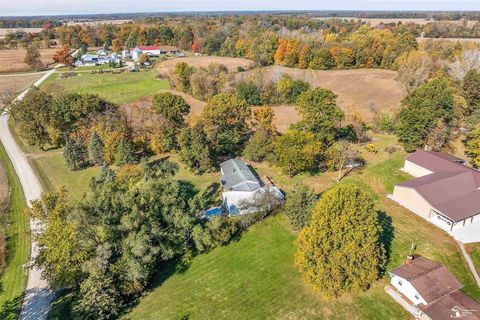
[42,69,169,104]
[30,154,100,200]
[125,141,480,319]
[0,141,29,319]
[466,243,480,275]
[125,215,408,320]
[11,121,478,320]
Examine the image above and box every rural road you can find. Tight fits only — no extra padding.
[0,67,58,320]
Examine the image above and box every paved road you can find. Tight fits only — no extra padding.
[0,67,58,320]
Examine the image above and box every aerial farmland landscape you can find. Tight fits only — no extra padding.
[1,1,480,320]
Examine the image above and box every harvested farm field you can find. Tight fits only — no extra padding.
[156,56,254,77]
[316,17,479,27]
[0,28,43,39]
[0,72,43,96]
[238,66,403,120]
[0,48,57,73]
[123,92,298,133]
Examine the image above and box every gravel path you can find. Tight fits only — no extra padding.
[458,241,480,287]
[0,67,58,320]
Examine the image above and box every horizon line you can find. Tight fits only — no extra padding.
[2,9,480,18]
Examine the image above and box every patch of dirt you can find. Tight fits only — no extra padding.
[238,66,403,121]
[156,56,254,78]
[0,48,58,73]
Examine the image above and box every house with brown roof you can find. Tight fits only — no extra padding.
[387,255,480,320]
[390,150,480,241]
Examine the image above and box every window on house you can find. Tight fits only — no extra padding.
[398,279,403,286]
[415,294,419,300]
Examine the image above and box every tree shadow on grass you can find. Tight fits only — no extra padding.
[377,210,394,275]
[0,294,24,320]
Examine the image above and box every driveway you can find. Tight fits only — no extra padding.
[0,67,58,320]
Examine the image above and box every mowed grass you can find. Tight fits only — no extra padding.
[30,153,100,200]
[0,141,29,318]
[126,136,480,319]
[125,214,408,320]
[42,70,169,104]
[466,243,480,275]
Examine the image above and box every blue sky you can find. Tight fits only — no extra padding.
[1,0,478,16]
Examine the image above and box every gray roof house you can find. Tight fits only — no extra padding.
[220,159,262,192]
[219,159,282,215]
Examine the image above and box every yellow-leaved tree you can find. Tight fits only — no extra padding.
[295,184,386,299]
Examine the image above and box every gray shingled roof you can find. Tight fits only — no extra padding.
[220,159,261,192]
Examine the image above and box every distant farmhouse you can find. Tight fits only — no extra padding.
[220,159,283,215]
[387,255,480,320]
[390,150,480,242]
[122,45,180,61]
[74,52,121,67]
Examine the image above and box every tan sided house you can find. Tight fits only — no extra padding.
[390,150,480,236]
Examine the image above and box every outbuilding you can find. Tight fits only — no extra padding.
[391,150,480,232]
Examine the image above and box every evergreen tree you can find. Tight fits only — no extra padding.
[463,70,480,113]
[64,137,88,171]
[115,138,137,166]
[295,184,385,299]
[284,185,318,230]
[99,164,116,182]
[88,131,104,166]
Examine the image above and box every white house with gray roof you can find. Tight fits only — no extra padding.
[220,159,283,215]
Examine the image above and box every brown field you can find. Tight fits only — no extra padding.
[238,66,403,121]
[0,28,43,39]
[0,48,57,73]
[65,19,132,26]
[121,90,298,133]
[156,56,254,77]
[125,66,402,131]
[0,73,43,96]
[417,37,480,44]
[120,89,207,119]
[317,17,478,27]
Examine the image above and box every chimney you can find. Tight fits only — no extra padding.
[405,255,414,265]
[424,145,431,152]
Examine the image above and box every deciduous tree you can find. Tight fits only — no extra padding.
[294,88,344,146]
[23,45,43,71]
[273,130,322,176]
[295,184,385,299]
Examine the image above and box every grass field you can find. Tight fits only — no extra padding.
[0,141,29,319]
[125,134,480,319]
[0,48,57,73]
[42,70,169,104]
[466,244,480,275]
[125,214,408,320]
